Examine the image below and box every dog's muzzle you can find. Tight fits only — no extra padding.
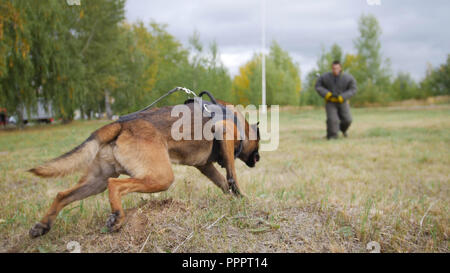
[245,150,260,168]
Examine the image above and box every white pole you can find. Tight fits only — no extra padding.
[261,0,267,113]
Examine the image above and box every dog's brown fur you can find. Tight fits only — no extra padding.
[28,101,260,238]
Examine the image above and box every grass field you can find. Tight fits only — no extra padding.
[0,105,449,253]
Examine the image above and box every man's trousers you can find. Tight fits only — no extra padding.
[325,101,353,139]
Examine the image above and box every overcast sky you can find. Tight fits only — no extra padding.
[125,0,449,81]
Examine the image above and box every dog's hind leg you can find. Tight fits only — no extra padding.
[106,172,174,232]
[106,133,174,232]
[29,158,117,238]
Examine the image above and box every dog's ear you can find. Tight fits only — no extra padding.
[251,123,260,140]
[256,122,260,139]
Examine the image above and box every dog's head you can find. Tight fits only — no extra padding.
[239,122,260,168]
[215,99,261,168]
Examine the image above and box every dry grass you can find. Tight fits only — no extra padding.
[0,105,449,253]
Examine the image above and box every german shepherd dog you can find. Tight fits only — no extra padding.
[28,99,260,238]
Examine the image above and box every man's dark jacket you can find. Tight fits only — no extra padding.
[315,72,357,100]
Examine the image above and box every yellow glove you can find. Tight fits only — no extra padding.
[329,95,344,104]
[324,92,333,101]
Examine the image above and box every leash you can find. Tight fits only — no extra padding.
[118,87,197,122]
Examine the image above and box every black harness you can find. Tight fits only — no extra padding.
[184,91,244,159]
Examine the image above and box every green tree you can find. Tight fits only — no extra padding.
[148,22,190,106]
[0,0,129,123]
[351,14,391,104]
[31,0,85,122]
[421,55,450,97]
[232,41,301,106]
[171,31,233,103]
[107,22,149,115]
[329,44,343,65]
[203,41,233,102]
[0,0,85,123]
[77,0,126,119]
[266,41,301,105]
[0,0,33,124]
[391,72,420,100]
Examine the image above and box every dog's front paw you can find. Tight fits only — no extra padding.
[227,178,244,197]
[105,211,124,232]
[29,222,50,238]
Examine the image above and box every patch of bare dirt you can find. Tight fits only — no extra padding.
[77,198,189,252]
[73,199,365,253]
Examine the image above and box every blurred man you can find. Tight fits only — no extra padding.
[315,61,357,139]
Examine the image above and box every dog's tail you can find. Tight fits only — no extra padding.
[28,122,122,178]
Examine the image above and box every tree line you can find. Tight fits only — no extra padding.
[0,1,448,124]
[0,0,232,123]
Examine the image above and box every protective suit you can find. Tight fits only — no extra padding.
[315,71,357,139]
